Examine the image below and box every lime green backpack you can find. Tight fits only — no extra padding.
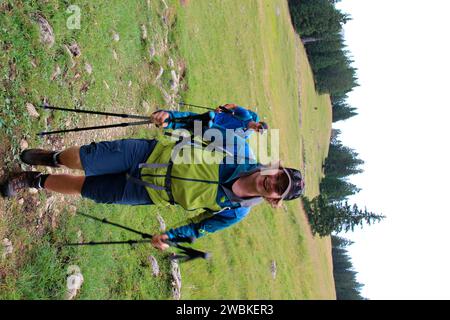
[136,137,226,212]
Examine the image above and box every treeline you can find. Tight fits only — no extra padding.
[320,129,363,202]
[302,194,384,237]
[288,1,381,300]
[287,0,358,122]
[332,236,365,300]
[302,127,385,236]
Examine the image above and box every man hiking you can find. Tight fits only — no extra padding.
[1,111,303,251]
[214,103,268,136]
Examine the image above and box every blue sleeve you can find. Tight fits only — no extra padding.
[246,109,260,122]
[165,207,251,241]
[162,110,198,130]
[233,106,253,121]
[165,110,198,119]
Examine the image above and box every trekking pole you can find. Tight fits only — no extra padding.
[178,101,233,114]
[38,104,214,136]
[179,101,257,126]
[65,239,154,246]
[63,212,211,262]
[40,104,152,119]
[74,211,153,238]
[37,104,153,136]
[38,120,153,136]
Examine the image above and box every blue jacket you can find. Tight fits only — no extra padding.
[165,106,260,138]
[163,110,263,241]
[213,106,259,138]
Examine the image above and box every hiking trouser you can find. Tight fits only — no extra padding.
[79,139,156,205]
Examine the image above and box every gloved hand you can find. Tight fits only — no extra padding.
[150,111,171,127]
[215,103,236,113]
[151,234,170,251]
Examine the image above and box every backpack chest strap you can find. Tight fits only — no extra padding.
[133,161,175,205]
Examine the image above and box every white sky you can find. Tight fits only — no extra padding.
[333,0,450,299]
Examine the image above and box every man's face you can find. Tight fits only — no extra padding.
[248,121,265,133]
[254,169,289,199]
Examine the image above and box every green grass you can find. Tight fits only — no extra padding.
[0,0,176,299]
[171,0,334,299]
[1,0,334,299]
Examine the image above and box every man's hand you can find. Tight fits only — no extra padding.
[152,234,170,251]
[215,103,236,113]
[150,111,170,127]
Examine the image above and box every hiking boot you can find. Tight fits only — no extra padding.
[20,149,60,167]
[1,171,43,198]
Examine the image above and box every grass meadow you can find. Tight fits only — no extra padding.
[0,0,334,299]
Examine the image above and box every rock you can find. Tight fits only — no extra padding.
[112,32,120,42]
[156,214,166,232]
[148,256,160,276]
[30,58,38,68]
[170,70,179,91]
[168,57,175,69]
[8,61,16,81]
[68,43,81,57]
[33,14,55,48]
[63,45,76,68]
[66,265,84,300]
[161,88,172,104]
[20,139,29,150]
[80,81,90,94]
[51,209,60,229]
[149,44,156,59]
[142,100,151,113]
[171,259,182,300]
[141,24,148,40]
[270,260,277,279]
[67,265,81,274]
[68,205,77,216]
[50,65,61,80]
[44,196,56,211]
[177,60,186,74]
[26,103,40,118]
[155,67,164,82]
[170,70,178,83]
[170,81,179,92]
[84,63,93,75]
[2,239,13,260]
[28,188,38,194]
